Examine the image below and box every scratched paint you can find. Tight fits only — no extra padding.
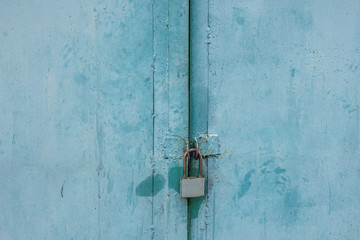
[0,0,189,239]
[2,0,360,239]
[190,0,360,239]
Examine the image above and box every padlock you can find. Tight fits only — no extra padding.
[180,148,205,198]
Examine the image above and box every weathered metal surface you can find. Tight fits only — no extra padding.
[196,134,220,156]
[190,0,360,239]
[0,0,188,239]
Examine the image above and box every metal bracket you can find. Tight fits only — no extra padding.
[195,134,220,157]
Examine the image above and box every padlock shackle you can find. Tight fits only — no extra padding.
[183,148,203,178]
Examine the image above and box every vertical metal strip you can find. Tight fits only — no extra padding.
[189,0,210,238]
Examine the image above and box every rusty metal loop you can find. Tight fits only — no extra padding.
[186,139,190,167]
[183,148,203,178]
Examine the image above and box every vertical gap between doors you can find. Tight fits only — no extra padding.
[187,0,191,238]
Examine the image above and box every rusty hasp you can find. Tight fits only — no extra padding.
[196,134,220,157]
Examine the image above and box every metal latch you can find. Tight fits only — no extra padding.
[195,134,220,157]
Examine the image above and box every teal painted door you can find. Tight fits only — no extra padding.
[0,0,189,239]
[2,0,360,239]
[189,0,360,239]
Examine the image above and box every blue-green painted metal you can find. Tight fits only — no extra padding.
[2,0,360,239]
[0,0,189,239]
[190,0,360,239]
[196,134,220,156]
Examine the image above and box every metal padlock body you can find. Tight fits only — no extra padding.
[180,149,205,198]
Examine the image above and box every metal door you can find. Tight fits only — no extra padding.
[189,0,360,239]
[2,1,360,239]
[0,0,189,239]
